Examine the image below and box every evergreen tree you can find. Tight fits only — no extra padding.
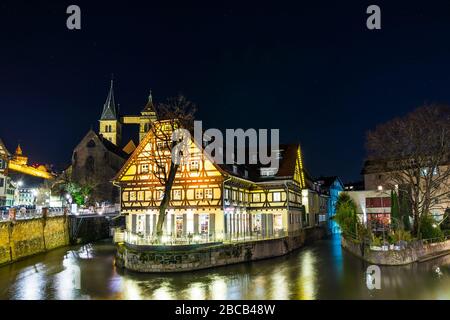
[390,190,400,229]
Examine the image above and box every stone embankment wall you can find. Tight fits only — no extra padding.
[116,227,325,273]
[341,237,450,265]
[0,216,69,265]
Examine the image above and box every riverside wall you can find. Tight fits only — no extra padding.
[0,216,69,265]
[116,227,326,273]
[341,236,450,265]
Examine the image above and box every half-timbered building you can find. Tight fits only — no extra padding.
[114,121,311,243]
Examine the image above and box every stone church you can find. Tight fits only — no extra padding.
[68,80,158,204]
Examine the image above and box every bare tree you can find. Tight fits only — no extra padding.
[366,104,450,236]
[145,95,196,237]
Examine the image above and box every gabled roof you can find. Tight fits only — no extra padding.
[243,143,300,182]
[114,127,306,188]
[100,80,118,120]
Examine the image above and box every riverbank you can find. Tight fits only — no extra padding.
[341,236,450,265]
[0,214,118,266]
[0,216,69,265]
[115,227,325,272]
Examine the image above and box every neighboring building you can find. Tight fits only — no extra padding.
[67,80,159,205]
[70,130,130,204]
[363,159,450,221]
[10,175,44,207]
[316,176,344,234]
[0,140,52,207]
[346,189,392,231]
[301,182,329,228]
[114,120,313,241]
[0,138,11,206]
[8,144,54,179]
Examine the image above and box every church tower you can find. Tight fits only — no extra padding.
[138,90,158,142]
[99,79,122,146]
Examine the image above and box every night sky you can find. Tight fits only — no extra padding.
[2,0,450,181]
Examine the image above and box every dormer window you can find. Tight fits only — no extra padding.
[190,160,199,172]
[141,164,149,173]
[260,168,277,177]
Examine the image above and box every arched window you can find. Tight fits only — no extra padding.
[87,139,96,148]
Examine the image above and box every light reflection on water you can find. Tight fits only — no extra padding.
[0,235,449,300]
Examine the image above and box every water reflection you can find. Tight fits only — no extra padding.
[0,238,449,300]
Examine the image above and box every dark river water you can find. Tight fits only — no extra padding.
[0,235,449,300]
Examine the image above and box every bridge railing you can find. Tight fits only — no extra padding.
[0,207,67,221]
[74,204,120,216]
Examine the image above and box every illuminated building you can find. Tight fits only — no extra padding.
[66,80,159,204]
[8,144,53,180]
[99,79,157,146]
[315,176,344,234]
[363,159,450,224]
[0,138,12,206]
[0,139,54,207]
[114,120,316,241]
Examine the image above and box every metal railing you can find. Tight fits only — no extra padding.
[75,204,120,216]
[0,207,66,221]
[117,228,288,246]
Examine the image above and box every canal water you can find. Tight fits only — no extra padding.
[0,235,449,300]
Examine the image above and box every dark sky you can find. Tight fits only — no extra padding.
[1,0,450,181]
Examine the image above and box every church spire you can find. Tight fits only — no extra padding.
[100,78,118,120]
[141,89,156,115]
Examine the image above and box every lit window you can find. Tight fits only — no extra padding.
[205,189,213,199]
[144,191,151,201]
[190,160,199,171]
[195,189,204,199]
[239,192,243,202]
[129,192,136,201]
[224,189,230,200]
[173,189,182,200]
[260,168,277,177]
[122,192,129,201]
[141,164,149,173]
[253,193,260,202]
[273,192,281,202]
[137,191,145,201]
